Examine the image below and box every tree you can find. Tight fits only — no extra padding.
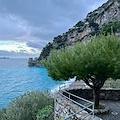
[102,21,120,35]
[42,35,120,107]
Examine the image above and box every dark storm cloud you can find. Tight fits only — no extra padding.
[0,15,30,41]
[27,40,48,49]
[0,0,107,50]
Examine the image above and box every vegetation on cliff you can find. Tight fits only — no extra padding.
[43,35,120,107]
[38,42,53,60]
[102,21,120,35]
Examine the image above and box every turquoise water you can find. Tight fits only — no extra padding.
[0,58,61,109]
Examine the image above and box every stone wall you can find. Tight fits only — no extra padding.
[54,92,93,120]
[67,88,120,101]
[54,88,120,120]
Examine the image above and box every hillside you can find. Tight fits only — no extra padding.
[38,0,120,60]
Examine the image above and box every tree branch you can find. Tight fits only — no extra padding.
[83,78,94,89]
[99,80,105,89]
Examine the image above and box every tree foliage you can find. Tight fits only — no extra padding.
[43,35,120,81]
[43,35,120,106]
[102,21,120,35]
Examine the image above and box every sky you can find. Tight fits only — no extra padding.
[0,0,108,58]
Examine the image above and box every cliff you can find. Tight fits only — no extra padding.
[38,0,120,60]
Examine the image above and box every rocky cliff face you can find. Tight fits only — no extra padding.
[38,0,120,60]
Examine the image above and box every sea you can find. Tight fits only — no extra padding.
[0,58,63,109]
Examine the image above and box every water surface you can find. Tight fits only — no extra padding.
[0,58,61,108]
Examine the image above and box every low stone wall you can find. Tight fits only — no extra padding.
[54,88,120,120]
[67,88,120,101]
[54,92,92,120]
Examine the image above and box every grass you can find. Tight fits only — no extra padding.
[88,103,105,110]
[94,105,105,109]
[103,78,120,88]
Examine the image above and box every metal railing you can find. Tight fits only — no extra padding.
[59,82,94,120]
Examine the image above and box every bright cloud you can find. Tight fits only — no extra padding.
[0,41,40,54]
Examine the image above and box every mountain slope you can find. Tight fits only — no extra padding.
[38,0,120,60]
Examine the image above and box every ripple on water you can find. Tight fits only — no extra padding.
[0,58,62,109]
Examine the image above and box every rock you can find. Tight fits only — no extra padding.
[28,58,42,67]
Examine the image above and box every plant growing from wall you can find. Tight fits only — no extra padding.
[42,35,120,107]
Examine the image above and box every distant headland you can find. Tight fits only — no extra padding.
[0,57,9,59]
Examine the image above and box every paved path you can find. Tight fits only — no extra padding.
[68,80,87,90]
[68,81,120,120]
[97,100,120,120]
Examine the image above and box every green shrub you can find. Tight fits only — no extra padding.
[36,105,54,120]
[0,90,54,120]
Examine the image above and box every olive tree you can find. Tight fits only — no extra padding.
[43,35,120,107]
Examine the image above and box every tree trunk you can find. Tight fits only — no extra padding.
[93,88,100,107]
[84,78,105,107]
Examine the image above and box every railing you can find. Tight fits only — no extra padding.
[59,82,94,120]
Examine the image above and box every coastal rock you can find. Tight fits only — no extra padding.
[28,58,42,67]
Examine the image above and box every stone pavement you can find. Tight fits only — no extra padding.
[93,116,102,120]
[68,80,87,90]
[97,100,120,120]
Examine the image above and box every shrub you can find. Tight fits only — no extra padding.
[0,90,54,120]
[36,105,54,120]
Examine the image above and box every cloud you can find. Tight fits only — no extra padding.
[0,40,40,55]
[0,0,107,51]
[0,50,39,58]
[26,39,48,49]
[0,14,30,41]
[17,46,23,48]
